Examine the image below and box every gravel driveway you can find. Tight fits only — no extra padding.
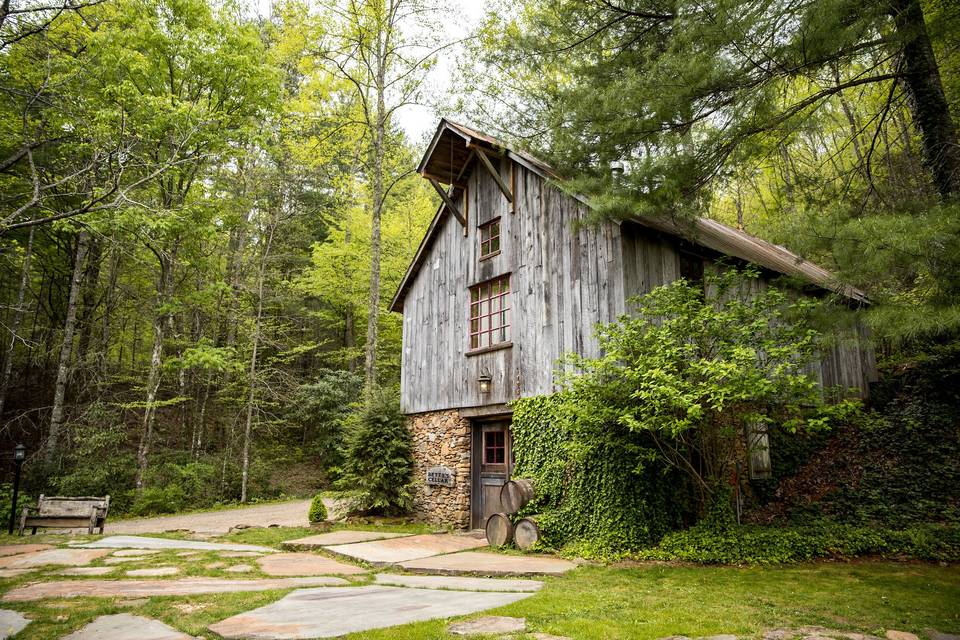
[105,499,335,535]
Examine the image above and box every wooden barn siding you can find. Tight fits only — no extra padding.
[400,160,623,414]
[401,164,877,414]
[619,223,876,397]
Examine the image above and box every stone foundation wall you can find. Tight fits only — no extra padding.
[408,409,471,529]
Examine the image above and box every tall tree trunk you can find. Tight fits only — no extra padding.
[240,221,277,503]
[46,230,89,463]
[100,239,121,380]
[363,33,388,395]
[76,236,101,382]
[0,225,35,419]
[135,242,177,490]
[890,0,960,199]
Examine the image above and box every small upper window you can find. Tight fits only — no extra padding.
[479,219,501,259]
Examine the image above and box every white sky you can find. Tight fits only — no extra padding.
[252,0,490,143]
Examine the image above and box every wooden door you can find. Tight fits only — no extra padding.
[471,421,512,529]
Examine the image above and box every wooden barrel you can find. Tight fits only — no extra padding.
[500,479,535,514]
[485,512,514,547]
[514,516,541,551]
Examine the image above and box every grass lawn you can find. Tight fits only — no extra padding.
[0,528,956,639]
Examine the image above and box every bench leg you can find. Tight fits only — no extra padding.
[31,527,36,535]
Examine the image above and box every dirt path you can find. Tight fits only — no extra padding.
[106,499,320,535]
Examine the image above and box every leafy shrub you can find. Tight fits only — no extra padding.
[130,485,188,516]
[636,521,960,564]
[336,389,413,515]
[0,483,34,529]
[308,494,328,523]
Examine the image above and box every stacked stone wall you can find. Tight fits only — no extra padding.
[408,410,472,529]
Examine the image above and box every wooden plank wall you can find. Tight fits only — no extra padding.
[400,162,878,414]
[619,222,877,398]
[400,159,624,414]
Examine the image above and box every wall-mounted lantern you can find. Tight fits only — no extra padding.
[478,372,492,395]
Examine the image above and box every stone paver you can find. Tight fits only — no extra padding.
[283,531,410,549]
[373,573,542,592]
[0,569,31,578]
[532,634,572,640]
[225,564,254,573]
[103,557,144,565]
[888,633,920,640]
[111,549,162,557]
[126,566,179,577]
[0,548,110,569]
[257,552,366,576]
[61,613,192,640]
[326,533,487,565]
[448,615,527,635]
[75,535,274,553]
[398,551,576,576]
[104,498,344,535]
[208,585,532,639]
[219,551,263,558]
[59,567,116,576]
[0,609,29,639]
[926,631,960,640]
[0,544,53,557]
[2,576,348,601]
[175,552,199,558]
[205,562,226,570]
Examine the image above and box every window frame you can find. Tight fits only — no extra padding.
[478,217,501,260]
[468,274,512,353]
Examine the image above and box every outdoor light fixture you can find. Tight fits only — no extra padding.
[478,372,492,394]
[8,443,26,534]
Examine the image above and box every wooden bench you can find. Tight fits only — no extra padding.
[19,495,110,535]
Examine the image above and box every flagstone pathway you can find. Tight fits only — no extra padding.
[73,534,274,553]
[0,609,29,639]
[256,552,367,576]
[208,585,534,639]
[399,550,577,576]
[282,530,409,548]
[0,528,572,638]
[373,572,543,592]
[62,613,192,640]
[2,576,349,601]
[0,548,111,569]
[325,532,488,564]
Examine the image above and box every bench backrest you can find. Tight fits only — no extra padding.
[37,495,110,517]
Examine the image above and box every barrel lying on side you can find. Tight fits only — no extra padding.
[514,516,541,551]
[485,512,514,547]
[500,479,535,514]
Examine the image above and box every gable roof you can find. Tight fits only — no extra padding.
[390,120,868,312]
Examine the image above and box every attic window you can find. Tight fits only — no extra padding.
[479,219,501,259]
[469,274,511,351]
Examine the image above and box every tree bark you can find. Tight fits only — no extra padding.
[0,225,35,419]
[240,219,277,503]
[890,0,960,199]
[46,230,89,463]
[363,24,388,395]
[135,241,178,490]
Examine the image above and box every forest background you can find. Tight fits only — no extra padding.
[0,0,957,518]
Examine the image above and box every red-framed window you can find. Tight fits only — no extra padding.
[483,429,506,464]
[469,275,511,351]
[479,218,501,259]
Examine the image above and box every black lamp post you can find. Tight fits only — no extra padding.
[8,444,26,535]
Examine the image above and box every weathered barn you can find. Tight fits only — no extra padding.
[389,119,877,530]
